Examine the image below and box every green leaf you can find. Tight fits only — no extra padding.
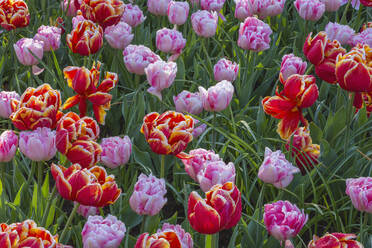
[13,183,24,206]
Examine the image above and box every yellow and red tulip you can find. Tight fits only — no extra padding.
[308,233,364,248]
[187,182,241,234]
[51,163,121,207]
[63,62,118,125]
[0,0,30,31]
[140,111,194,155]
[10,84,62,131]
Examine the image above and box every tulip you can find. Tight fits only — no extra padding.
[67,20,103,56]
[167,1,189,25]
[63,61,118,124]
[121,4,146,27]
[104,21,134,50]
[135,232,181,248]
[201,0,226,11]
[360,0,372,6]
[197,160,236,192]
[129,173,167,216]
[156,28,186,55]
[0,91,20,118]
[61,0,81,16]
[352,28,372,47]
[192,119,207,138]
[173,90,204,115]
[157,223,193,248]
[80,0,125,29]
[257,0,286,19]
[345,177,372,213]
[72,11,86,29]
[325,22,355,46]
[0,220,70,247]
[214,58,239,82]
[263,200,308,241]
[100,136,132,168]
[357,91,372,116]
[13,38,44,66]
[141,111,194,155]
[308,233,364,248]
[145,60,178,100]
[19,127,56,162]
[191,10,218,38]
[279,54,307,83]
[0,0,30,31]
[10,84,62,130]
[51,163,121,207]
[258,147,300,188]
[188,182,242,234]
[294,0,325,21]
[199,80,234,112]
[237,17,272,52]
[148,0,171,16]
[285,127,320,174]
[82,215,126,248]
[0,130,18,163]
[234,0,253,20]
[34,25,62,52]
[320,0,342,11]
[123,45,160,75]
[75,202,100,218]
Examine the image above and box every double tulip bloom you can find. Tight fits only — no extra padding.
[104,21,133,50]
[191,10,218,38]
[199,80,235,112]
[262,74,319,139]
[76,202,100,218]
[13,38,44,69]
[141,111,194,155]
[213,58,239,82]
[34,25,62,52]
[345,177,372,213]
[237,17,272,52]
[294,0,325,21]
[173,90,204,115]
[167,1,189,25]
[325,22,355,46]
[0,130,18,163]
[148,0,171,16]
[63,61,118,125]
[156,28,186,57]
[188,182,242,234]
[279,54,307,83]
[10,84,62,131]
[0,0,30,30]
[51,163,121,207]
[123,45,160,75]
[121,4,146,27]
[0,91,20,118]
[352,28,372,47]
[100,136,132,169]
[308,233,364,248]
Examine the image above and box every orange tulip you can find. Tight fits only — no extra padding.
[0,0,30,31]
[66,19,103,56]
[63,61,118,125]
[308,233,364,248]
[141,111,194,155]
[51,163,121,207]
[10,84,62,131]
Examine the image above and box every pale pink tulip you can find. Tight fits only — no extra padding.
[167,1,190,25]
[173,90,203,115]
[123,45,160,75]
[325,22,355,45]
[156,28,186,54]
[148,0,171,16]
[213,58,239,82]
[0,91,20,118]
[191,10,218,38]
[201,0,226,11]
[0,130,18,163]
[14,38,44,66]
[197,160,236,192]
[346,177,372,213]
[294,0,325,21]
[234,0,253,20]
[33,25,62,51]
[258,0,286,18]
[352,28,372,47]
[199,80,234,112]
[100,136,132,168]
[237,17,272,52]
[75,202,100,218]
[279,54,307,82]
[104,21,134,50]
[121,4,146,27]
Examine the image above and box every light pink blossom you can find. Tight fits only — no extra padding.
[192,119,207,138]
[156,28,186,54]
[121,4,146,27]
[173,90,203,115]
[191,10,218,38]
[279,54,307,82]
[199,80,234,112]
[148,0,171,16]
[237,17,272,52]
[234,0,253,20]
[320,0,342,11]
[0,130,18,163]
[101,136,132,168]
[197,160,236,192]
[104,21,134,50]
[14,38,44,66]
[346,177,372,213]
[167,1,190,25]
[213,58,239,82]
[123,45,160,75]
[201,0,226,11]
[76,202,100,219]
[294,0,325,21]
[0,91,20,118]
[325,22,355,46]
[351,28,372,47]
[33,25,62,51]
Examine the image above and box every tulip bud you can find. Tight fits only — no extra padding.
[191,10,218,38]
[104,21,134,50]
[294,0,325,21]
[237,17,272,52]
[123,45,160,75]
[346,177,372,213]
[279,54,307,83]
[100,136,132,168]
[13,38,44,66]
[0,130,18,163]
[148,0,171,16]
[121,4,146,27]
[34,25,62,51]
[0,91,20,119]
[173,90,204,115]
[214,58,239,82]
[156,28,186,54]
[167,1,189,25]
[199,80,234,112]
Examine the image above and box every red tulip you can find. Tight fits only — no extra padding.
[188,182,241,234]
[134,232,182,248]
[66,19,103,56]
[0,0,30,31]
[308,233,364,248]
[140,111,194,155]
[51,163,121,207]
[63,61,118,124]
[10,84,62,130]
[80,0,125,29]
[360,0,372,7]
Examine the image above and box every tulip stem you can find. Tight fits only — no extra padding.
[160,155,165,178]
[205,233,219,248]
[59,203,79,243]
[212,112,217,149]
[41,185,57,227]
[37,162,43,218]
[340,0,351,24]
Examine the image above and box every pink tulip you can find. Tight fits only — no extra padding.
[123,45,160,75]
[145,60,177,100]
[178,148,221,181]
[104,21,134,50]
[72,13,86,29]
[199,80,234,112]
[121,4,146,27]
[167,1,190,25]
[75,202,100,218]
[237,17,272,52]
[14,38,44,66]
[213,58,239,82]
[148,0,171,16]
[279,54,307,82]
[61,0,81,16]
[352,28,372,47]
[157,223,193,248]
[33,25,62,52]
[100,136,132,168]
[0,91,20,118]
[82,215,126,248]
[156,28,186,54]
[192,119,207,138]
[320,0,342,11]
[129,173,167,216]
[264,200,308,241]
[201,0,226,11]
[197,160,236,192]
[258,0,286,18]
[294,0,325,21]
[191,10,218,38]
[346,177,372,213]
[325,22,355,46]
[19,127,57,161]
[258,148,300,189]
[173,90,203,115]
[234,0,253,20]
[0,130,18,163]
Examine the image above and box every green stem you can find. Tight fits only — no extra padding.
[340,0,351,24]
[59,203,79,244]
[160,155,165,179]
[37,162,43,217]
[205,233,219,248]
[212,112,217,149]
[140,215,148,233]
[41,185,57,226]
[344,93,354,157]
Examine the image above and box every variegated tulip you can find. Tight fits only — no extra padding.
[173,90,204,115]
[0,0,30,31]
[308,233,364,248]
[121,4,146,27]
[123,45,160,75]
[213,58,239,82]
[294,0,325,21]
[0,91,20,118]
[0,130,18,163]
[237,17,272,52]
[199,80,235,112]
[325,22,355,46]
[346,177,372,213]
[34,25,62,51]
[279,54,307,83]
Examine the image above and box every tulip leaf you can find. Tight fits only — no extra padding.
[42,173,49,199]
[13,183,24,206]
